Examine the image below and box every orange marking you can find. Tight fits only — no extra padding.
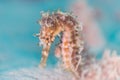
[64,60,71,68]
[64,48,69,52]
[65,54,69,58]
[63,41,69,46]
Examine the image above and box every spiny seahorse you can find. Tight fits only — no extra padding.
[35,11,84,77]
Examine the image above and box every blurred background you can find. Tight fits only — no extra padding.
[0,0,120,74]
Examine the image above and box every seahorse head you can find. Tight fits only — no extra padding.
[38,11,64,45]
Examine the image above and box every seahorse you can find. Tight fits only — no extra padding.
[35,11,84,77]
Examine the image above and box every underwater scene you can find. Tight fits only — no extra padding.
[0,0,120,80]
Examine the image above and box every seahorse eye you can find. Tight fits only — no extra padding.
[47,17,52,23]
[46,38,49,40]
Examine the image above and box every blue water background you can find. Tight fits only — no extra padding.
[0,0,120,73]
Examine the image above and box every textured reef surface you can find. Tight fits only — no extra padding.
[1,50,120,80]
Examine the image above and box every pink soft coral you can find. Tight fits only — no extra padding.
[69,0,106,49]
[79,50,120,80]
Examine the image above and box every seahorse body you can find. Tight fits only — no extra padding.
[36,11,84,76]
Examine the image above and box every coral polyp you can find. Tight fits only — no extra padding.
[36,11,84,77]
